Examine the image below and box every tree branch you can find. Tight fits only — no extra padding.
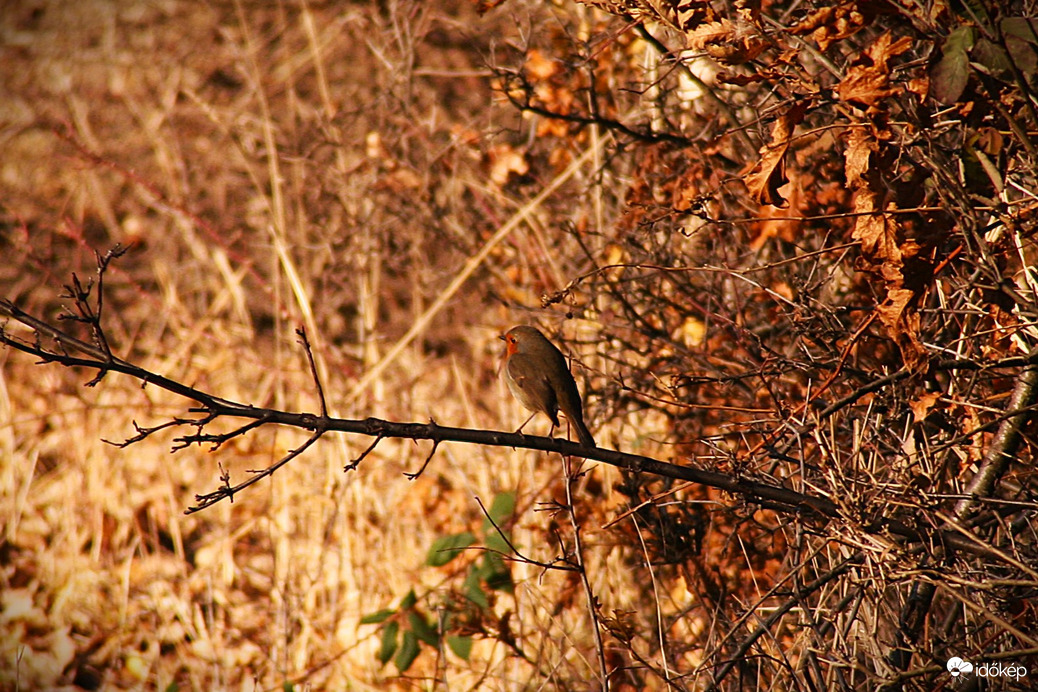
[0,296,1014,560]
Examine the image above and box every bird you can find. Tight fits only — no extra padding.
[500,325,596,447]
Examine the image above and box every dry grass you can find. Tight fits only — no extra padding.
[0,1,657,689]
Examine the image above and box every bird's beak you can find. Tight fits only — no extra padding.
[498,334,506,341]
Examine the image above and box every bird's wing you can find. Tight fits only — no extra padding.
[507,354,558,416]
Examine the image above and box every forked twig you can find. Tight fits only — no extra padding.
[190,431,324,513]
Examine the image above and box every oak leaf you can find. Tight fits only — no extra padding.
[744,101,808,207]
[852,191,901,267]
[790,3,876,51]
[689,19,765,65]
[837,33,912,109]
[843,126,875,189]
[877,287,927,370]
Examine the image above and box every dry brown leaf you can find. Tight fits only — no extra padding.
[487,144,529,186]
[878,287,927,370]
[574,0,717,30]
[910,390,941,423]
[751,180,801,249]
[790,3,875,51]
[744,101,808,207]
[852,191,901,266]
[689,20,736,49]
[907,76,930,98]
[706,37,766,65]
[843,126,876,188]
[690,19,766,64]
[790,6,836,37]
[525,49,557,80]
[837,33,913,109]
[845,121,928,369]
[845,127,904,268]
[735,0,761,24]
[877,287,916,332]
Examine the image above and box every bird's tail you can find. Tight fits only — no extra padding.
[573,418,595,448]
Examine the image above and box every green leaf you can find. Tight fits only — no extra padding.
[484,531,511,555]
[447,635,473,660]
[360,608,396,625]
[426,532,476,567]
[282,683,294,692]
[394,629,420,672]
[408,611,440,647]
[1002,17,1038,44]
[378,621,399,665]
[931,27,975,104]
[399,588,418,610]
[481,552,514,593]
[972,38,1011,74]
[464,566,489,608]
[944,25,977,54]
[163,684,180,692]
[482,491,516,532]
[1006,35,1038,76]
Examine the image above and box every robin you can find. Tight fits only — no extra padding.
[500,325,596,447]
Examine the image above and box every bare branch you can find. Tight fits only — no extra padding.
[403,438,439,480]
[188,431,324,513]
[0,296,1022,557]
[296,326,328,417]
